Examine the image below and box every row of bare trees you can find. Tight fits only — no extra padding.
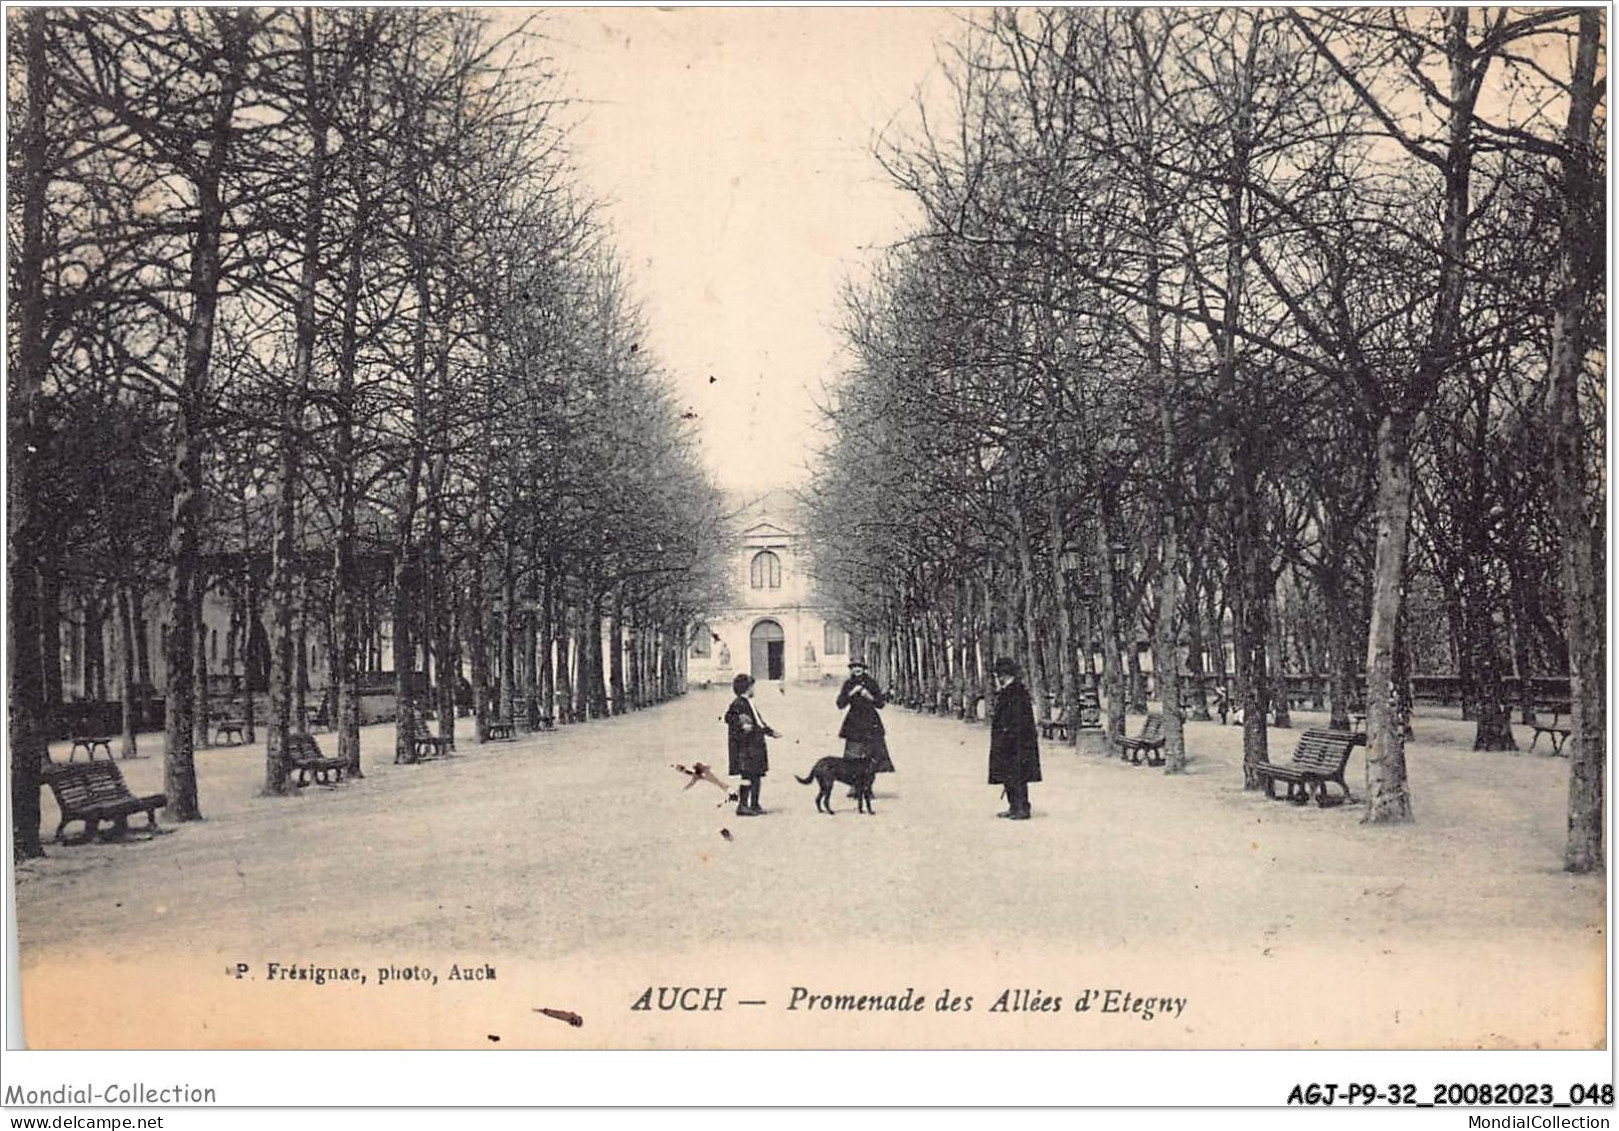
[805,9,1604,867]
[9,9,728,859]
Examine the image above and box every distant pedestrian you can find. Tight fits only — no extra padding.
[989,657,1040,820]
[837,657,893,794]
[725,673,778,816]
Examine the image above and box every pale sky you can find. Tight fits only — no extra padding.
[530,7,965,492]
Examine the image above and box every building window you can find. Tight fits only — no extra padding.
[824,624,846,655]
[750,551,781,589]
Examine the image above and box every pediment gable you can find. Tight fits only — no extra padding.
[743,520,792,538]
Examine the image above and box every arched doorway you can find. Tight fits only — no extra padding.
[750,619,785,681]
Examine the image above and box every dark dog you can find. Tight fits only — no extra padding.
[795,756,876,815]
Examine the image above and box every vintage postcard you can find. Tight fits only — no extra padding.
[4,5,1607,1101]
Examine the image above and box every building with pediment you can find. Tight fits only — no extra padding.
[687,489,847,686]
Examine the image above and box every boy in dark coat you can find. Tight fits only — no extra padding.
[988,657,1041,820]
[836,658,894,773]
[725,673,777,816]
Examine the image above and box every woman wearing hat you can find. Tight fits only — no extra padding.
[725,673,777,816]
[989,657,1040,819]
[837,657,894,783]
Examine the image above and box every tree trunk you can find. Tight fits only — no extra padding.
[1321,569,1358,730]
[952,575,970,720]
[1182,576,1211,723]
[554,596,574,726]
[500,550,517,724]
[334,510,363,775]
[590,585,609,719]
[626,609,640,709]
[1437,568,1473,719]
[521,575,538,727]
[193,585,211,750]
[1122,645,1141,716]
[1549,8,1604,873]
[86,596,107,705]
[922,608,940,711]
[540,565,556,720]
[331,16,370,778]
[1462,550,1516,750]
[9,8,52,858]
[163,12,250,821]
[609,586,626,715]
[437,589,457,739]
[117,584,139,759]
[572,609,589,722]
[243,569,261,744]
[267,505,297,794]
[469,552,490,743]
[1507,560,1538,726]
[266,13,326,793]
[1095,496,1126,744]
[1267,596,1292,729]
[1044,494,1078,744]
[1362,412,1416,823]
[1155,511,1186,772]
[39,561,64,737]
[431,504,455,744]
[392,552,418,764]
[976,579,994,722]
[225,585,241,706]
[1204,571,1227,693]
[133,590,152,727]
[295,574,310,730]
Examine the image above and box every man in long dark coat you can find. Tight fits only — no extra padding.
[989,656,1040,820]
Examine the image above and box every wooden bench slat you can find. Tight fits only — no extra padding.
[1253,728,1357,807]
[286,733,347,786]
[1115,715,1166,766]
[404,719,455,762]
[44,762,165,842]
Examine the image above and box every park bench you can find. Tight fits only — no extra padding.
[1116,714,1165,766]
[409,718,455,761]
[287,732,347,787]
[1253,728,1359,807]
[486,717,516,741]
[66,732,114,762]
[1529,701,1573,756]
[214,716,247,745]
[43,761,166,843]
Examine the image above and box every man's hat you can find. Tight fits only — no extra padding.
[992,657,1019,677]
[848,656,868,668]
